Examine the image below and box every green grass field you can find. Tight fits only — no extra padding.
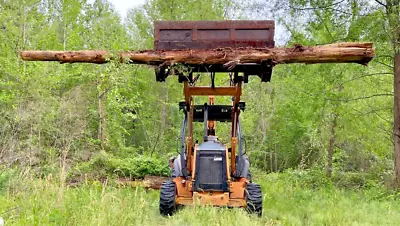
[1,170,400,226]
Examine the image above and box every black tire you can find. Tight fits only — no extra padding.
[159,181,177,216]
[245,183,262,217]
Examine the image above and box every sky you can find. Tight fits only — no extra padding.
[88,0,146,18]
[110,0,146,17]
[90,0,285,45]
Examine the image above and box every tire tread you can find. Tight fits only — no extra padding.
[159,181,176,216]
[245,183,262,217]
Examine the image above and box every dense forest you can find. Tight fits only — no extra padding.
[1,0,400,225]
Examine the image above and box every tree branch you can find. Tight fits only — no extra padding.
[336,72,393,87]
[327,93,393,102]
[365,103,392,123]
[289,0,345,11]
[98,86,113,99]
[354,107,391,118]
[375,60,394,69]
[374,0,388,9]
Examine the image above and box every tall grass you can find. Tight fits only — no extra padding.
[1,169,400,225]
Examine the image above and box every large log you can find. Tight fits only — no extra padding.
[20,42,374,67]
[20,50,110,64]
[118,176,169,190]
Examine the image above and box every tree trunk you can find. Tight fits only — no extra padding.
[274,150,278,172]
[161,83,167,136]
[327,112,338,177]
[269,151,273,172]
[20,42,374,66]
[394,52,400,182]
[97,80,105,144]
[98,92,103,142]
[386,0,400,184]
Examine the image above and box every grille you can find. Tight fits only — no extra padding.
[195,150,228,191]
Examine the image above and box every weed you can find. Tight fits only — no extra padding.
[1,169,400,225]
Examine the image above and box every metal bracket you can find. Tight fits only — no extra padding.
[258,59,273,82]
[155,66,170,82]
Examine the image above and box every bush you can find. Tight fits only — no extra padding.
[0,168,18,194]
[67,151,170,183]
[273,166,383,190]
[279,167,332,189]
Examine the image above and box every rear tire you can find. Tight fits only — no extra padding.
[159,181,177,216]
[245,183,262,217]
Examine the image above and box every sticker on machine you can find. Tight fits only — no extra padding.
[213,157,223,161]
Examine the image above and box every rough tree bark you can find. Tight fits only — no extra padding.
[20,42,374,66]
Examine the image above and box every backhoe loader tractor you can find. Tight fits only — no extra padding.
[154,21,275,216]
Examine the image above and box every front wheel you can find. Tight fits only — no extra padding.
[245,183,262,217]
[159,181,177,216]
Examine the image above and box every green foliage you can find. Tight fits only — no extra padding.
[1,171,400,225]
[0,0,398,201]
[0,168,18,195]
[67,151,170,182]
[238,0,395,176]
[273,167,384,190]
[0,2,399,225]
